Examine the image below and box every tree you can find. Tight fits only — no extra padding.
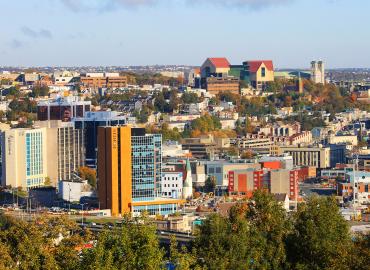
[244,191,290,269]
[44,176,51,186]
[81,216,164,270]
[204,176,216,193]
[31,85,49,97]
[134,105,150,124]
[349,234,370,270]
[77,167,97,189]
[169,235,201,270]
[154,92,171,112]
[217,91,240,105]
[181,92,199,104]
[160,123,182,141]
[286,196,352,270]
[0,213,89,270]
[169,89,180,112]
[195,191,290,270]
[195,214,235,270]
[227,147,238,156]
[241,150,253,159]
[190,114,221,133]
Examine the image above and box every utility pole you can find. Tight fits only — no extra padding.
[352,154,358,210]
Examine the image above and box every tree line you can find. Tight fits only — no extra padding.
[0,192,369,270]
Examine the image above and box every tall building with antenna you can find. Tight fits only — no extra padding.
[310,60,325,84]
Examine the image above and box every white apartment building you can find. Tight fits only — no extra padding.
[161,171,183,199]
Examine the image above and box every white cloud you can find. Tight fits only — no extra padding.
[59,0,293,12]
[21,27,53,39]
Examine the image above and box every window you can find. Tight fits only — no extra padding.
[365,185,369,193]
[261,67,266,77]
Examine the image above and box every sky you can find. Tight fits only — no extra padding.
[1,0,370,68]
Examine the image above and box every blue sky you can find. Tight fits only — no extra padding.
[1,0,370,68]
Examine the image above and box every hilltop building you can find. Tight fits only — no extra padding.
[242,60,274,90]
[200,58,240,95]
[311,60,325,84]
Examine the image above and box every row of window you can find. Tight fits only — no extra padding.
[26,177,44,187]
[163,183,179,188]
[162,177,179,181]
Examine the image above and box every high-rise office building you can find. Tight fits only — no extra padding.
[97,126,183,216]
[1,128,48,188]
[73,111,129,168]
[35,120,85,183]
[1,121,85,189]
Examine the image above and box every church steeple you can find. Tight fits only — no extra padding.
[182,158,193,199]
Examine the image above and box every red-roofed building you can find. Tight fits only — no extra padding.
[243,60,274,90]
[200,57,231,78]
[200,57,239,94]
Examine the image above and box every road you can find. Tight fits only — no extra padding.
[77,222,194,245]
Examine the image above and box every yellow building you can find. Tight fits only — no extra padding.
[97,126,184,216]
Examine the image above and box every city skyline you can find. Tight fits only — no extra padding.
[1,0,370,68]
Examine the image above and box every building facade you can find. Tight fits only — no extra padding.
[35,120,85,184]
[73,111,128,168]
[206,77,240,95]
[311,60,325,84]
[161,171,183,199]
[1,122,85,189]
[228,167,299,200]
[242,60,274,90]
[1,128,47,188]
[280,146,330,169]
[97,126,183,217]
[80,74,127,89]
[37,97,91,122]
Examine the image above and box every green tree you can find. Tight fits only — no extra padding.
[349,234,370,270]
[81,216,164,270]
[169,235,201,270]
[154,92,170,112]
[195,214,234,270]
[196,191,290,270]
[245,191,290,269]
[134,105,151,124]
[31,85,49,97]
[190,114,221,133]
[181,92,199,104]
[0,214,88,270]
[286,196,352,270]
[204,176,216,193]
[169,89,180,112]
